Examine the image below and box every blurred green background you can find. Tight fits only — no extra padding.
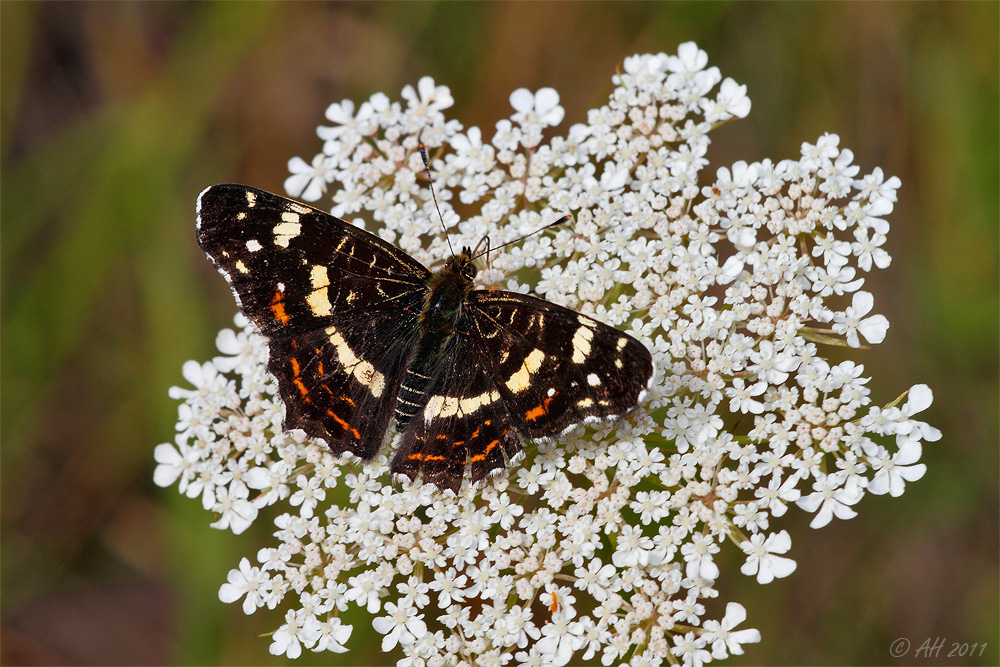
[2,2,996,665]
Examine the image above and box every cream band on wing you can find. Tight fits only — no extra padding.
[505,348,546,393]
[325,325,386,398]
[307,265,332,316]
[423,389,501,422]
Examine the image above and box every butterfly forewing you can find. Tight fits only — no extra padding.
[196,184,430,337]
[466,291,654,439]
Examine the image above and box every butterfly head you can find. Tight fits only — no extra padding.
[443,248,478,284]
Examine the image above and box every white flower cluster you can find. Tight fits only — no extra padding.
[155,43,939,665]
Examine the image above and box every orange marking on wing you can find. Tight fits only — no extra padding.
[289,358,309,397]
[471,438,501,464]
[327,410,348,428]
[270,291,290,325]
[317,361,324,376]
[525,397,554,422]
[452,440,464,447]
[408,452,446,462]
[469,419,493,441]
[326,409,360,439]
[437,434,448,441]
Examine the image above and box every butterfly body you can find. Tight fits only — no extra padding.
[419,253,476,343]
[395,252,476,428]
[197,184,653,492]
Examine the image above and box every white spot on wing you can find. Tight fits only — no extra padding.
[571,325,594,364]
[246,239,262,252]
[273,221,302,247]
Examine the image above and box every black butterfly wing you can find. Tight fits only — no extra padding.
[389,289,654,492]
[263,311,421,460]
[467,290,654,439]
[390,343,525,493]
[196,184,430,337]
[196,184,430,459]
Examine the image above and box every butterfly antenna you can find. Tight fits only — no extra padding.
[418,141,456,257]
[471,214,572,261]
[470,235,492,268]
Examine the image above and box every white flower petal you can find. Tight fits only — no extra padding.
[509,88,535,113]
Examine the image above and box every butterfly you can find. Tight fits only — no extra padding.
[196,183,653,492]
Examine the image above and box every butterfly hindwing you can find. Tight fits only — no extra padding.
[268,307,422,459]
[390,339,523,492]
